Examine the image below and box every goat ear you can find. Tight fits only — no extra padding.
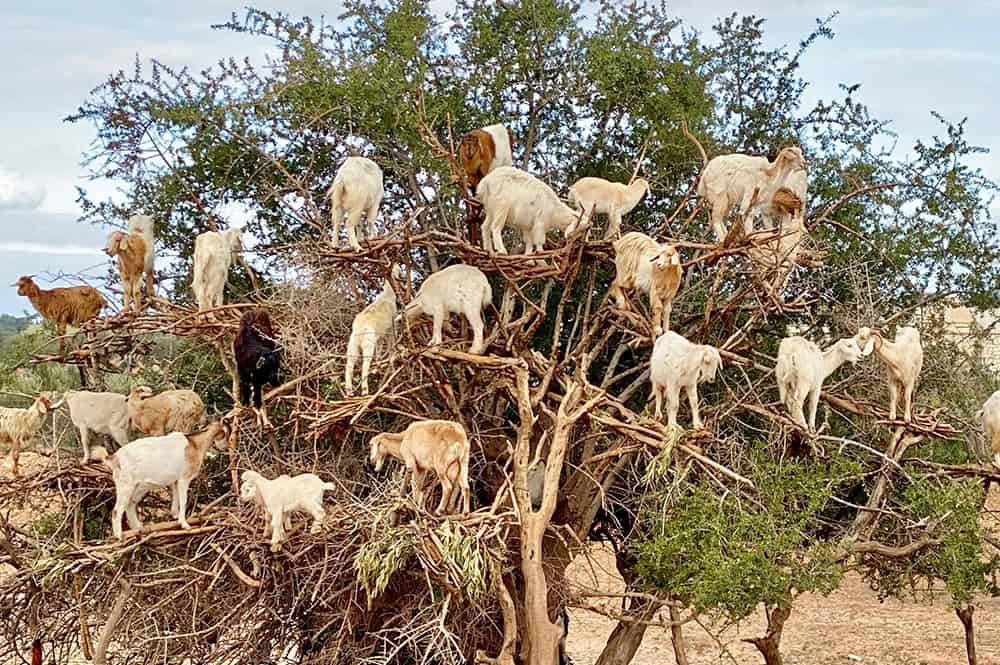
[860,337,875,356]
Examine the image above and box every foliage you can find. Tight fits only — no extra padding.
[633,450,861,620]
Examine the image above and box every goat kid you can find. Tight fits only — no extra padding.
[240,470,335,551]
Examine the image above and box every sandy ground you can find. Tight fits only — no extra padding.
[566,544,1000,665]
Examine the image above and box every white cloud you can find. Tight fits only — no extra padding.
[0,168,45,211]
[0,241,101,256]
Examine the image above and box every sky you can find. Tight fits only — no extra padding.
[0,1,997,314]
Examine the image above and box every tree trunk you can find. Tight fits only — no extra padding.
[956,605,977,665]
[745,605,790,665]
[668,604,690,665]
[594,600,660,665]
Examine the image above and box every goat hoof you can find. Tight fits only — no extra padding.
[270,543,282,553]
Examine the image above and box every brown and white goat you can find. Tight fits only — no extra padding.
[14,276,105,354]
[104,230,148,313]
[609,232,683,336]
[369,420,471,514]
[93,420,231,539]
[459,123,515,194]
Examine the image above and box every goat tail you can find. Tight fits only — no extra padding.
[680,118,708,167]
[323,481,336,492]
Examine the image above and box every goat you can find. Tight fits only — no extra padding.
[345,275,397,395]
[684,127,807,242]
[92,420,230,539]
[55,390,129,463]
[369,419,471,514]
[127,213,156,303]
[774,335,872,431]
[747,187,809,294]
[980,391,1000,468]
[649,331,722,429]
[328,156,384,252]
[104,230,147,314]
[0,395,53,476]
[240,470,335,551]
[609,232,683,336]
[14,276,105,354]
[403,264,492,355]
[567,176,650,239]
[476,166,583,255]
[458,124,515,194]
[855,326,923,422]
[127,386,205,437]
[192,227,242,311]
[234,309,281,428]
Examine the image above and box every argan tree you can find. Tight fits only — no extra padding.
[2,3,999,665]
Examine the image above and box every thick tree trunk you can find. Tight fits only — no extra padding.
[668,604,690,665]
[594,600,660,665]
[956,605,977,665]
[745,605,790,665]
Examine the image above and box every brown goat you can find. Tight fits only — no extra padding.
[104,231,148,313]
[458,124,515,194]
[14,276,105,354]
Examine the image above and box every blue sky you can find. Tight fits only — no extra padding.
[0,1,997,314]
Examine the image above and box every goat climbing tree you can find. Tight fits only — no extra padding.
[2,3,1000,665]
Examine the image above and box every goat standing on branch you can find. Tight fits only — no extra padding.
[855,326,923,422]
[14,276,105,354]
[93,420,231,539]
[609,232,682,336]
[192,227,243,311]
[650,331,722,429]
[240,470,335,551]
[0,394,53,476]
[683,123,807,242]
[328,156,384,252]
[235,308,281,428]
[346,272,398,395]
[568,176,650,239]
[127,386,205,437]
[476,166,584,255]
[104,230,147,314]
[369,420,471,514]
[56,390,129,463]
[459,123,514,195]
[126,213,156,305]
[775,335,873,432]
[404,264,492,355]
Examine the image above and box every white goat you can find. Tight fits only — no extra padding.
[345,275,398,395]
[650,331,723,429]
[192,227,243,311]
[774,335,872,431]
[855,326,923,423]
[128,386,206,437]
[369,420,471,514]
[92,420,230,539]
[476,166,583,254]
[328,156,384,252]
[240,470,335,551]
[980,390,1000,468]
[0,395,53,476]
[404,264,492,355]
[691,140,807,241]
[609,232,683,336]
[56,390,129,463]
[568,176,650,239]
[126,214,156,302]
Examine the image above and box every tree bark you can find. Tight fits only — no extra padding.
[745,605,790,665]
[594,600,661,665]
[956,605,977,665]
[93,581,131,665]
[668,604,690,665]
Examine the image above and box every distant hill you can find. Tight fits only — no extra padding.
[0,314,33,343]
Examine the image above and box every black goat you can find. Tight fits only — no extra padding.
[234,308,281,427]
